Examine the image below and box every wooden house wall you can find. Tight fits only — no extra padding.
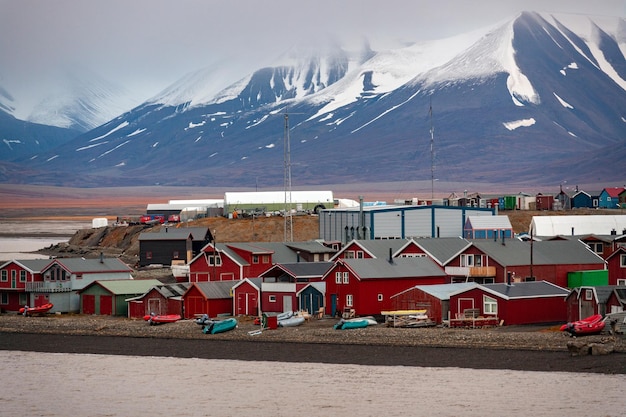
[233,281,259,316]
[140,240,190,267]
[261,291,297,314]
[298,286,324,314]
[189,249,245,282]
[606,291,625,314]
[607,253,626,285]
[79,285,115,315]
[391,288,445,324]
[565,289,600,322]
[226,246,273,276]
[182,286,232,319]
[0,263,38,312]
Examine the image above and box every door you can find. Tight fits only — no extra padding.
[148,298,162,315]
[457,298,475,318]
[282,295,292,313]
[83,295,95,314]
[237,292,258,316]
[100,295,113,315]
[331,294,337,317]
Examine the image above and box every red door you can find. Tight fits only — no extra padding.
[100,295,113,315]
[83,295,95,314]
[185,296,205,318]
[236,292,258,315]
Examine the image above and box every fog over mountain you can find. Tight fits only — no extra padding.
[0,6,624,191]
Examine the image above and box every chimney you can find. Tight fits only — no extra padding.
[99,252,104,263]
[388,248,394,264]
[610,229,617,236]
[296,251,300,263]
[501,230,505,246]
[507,271,512,286]
[571,227,575,236]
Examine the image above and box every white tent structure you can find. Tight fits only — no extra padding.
[530,215,626,237]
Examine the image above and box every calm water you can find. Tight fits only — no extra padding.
[0,220,89,262]
[0,351,624,417]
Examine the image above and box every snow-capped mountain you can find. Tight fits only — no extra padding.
[4,11,626,188]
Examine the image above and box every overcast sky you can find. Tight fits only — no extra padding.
[0,0,623,104]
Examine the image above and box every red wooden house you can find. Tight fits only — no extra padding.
[449,281,569,325]
[390,282,476,324]
[606,246,626,285]
[564,285,619,322]
[259,282,298,314]
[127,283,190,319]
[605,287,626,314]
[232,278,262,316]
[182,281,234,318]
[321,257,448,317]
[445,239,606,288]
[0,259,48,312]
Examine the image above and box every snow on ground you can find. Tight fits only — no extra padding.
[553,93,574,109]
[503,118,536,130]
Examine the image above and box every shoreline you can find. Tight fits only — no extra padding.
[1,315,624,374]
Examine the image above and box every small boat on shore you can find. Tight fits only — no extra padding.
[334,318,369,330]
[19,303,53,316]
[144,313,181,325]
[203,317,237,334]
[560,314,605,336]
[279,316,305,327]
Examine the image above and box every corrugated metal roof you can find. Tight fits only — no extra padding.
[286,241,337,254]
[342,257,447,279]
[95,279,162,295]
[272,262,334,278]
[4,259,52,272]
[51,258,132,273]
[139,227,209,241]
[344,239,408,259]
[398,282,477,300]
[192,281,234,299]
[482,281,569,299]
[466,215,512,229]
[413,237,471,265]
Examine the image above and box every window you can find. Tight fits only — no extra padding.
[345,251,355,259]
[584,289,593,300]
[346,294,353,307]
[207,254,222,266]
[262,255,270,264]
[269,295,276,302]
[483,295,497,315]
[335,272,341,284]
[377,294,383,302]
[0,293,7,305]
[342,272,349,284]
[146,251,153,260]
[461,254,474,267]
[1,270,6,282]
[620,254,626,268]
[172,251,179,259]
[11,270,16,281]
[252,255,259,264]
[587,242,603,255]
[617,279,626,286]
[19,270,26,282]
[525,276,536,282]
[356,251,364,259]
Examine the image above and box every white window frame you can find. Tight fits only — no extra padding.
[584,289,593,300]
[1,270,7,282]
[344,251,355,259]
[620,254,626,268]
[356,251,364,259]
[483,295,497,315]
[342,272,349,284]
[19,270,26,282]
[346,294,353,307]
[269,295,276,302]
[335,272,341,284]
[377,293,383,302]
[617,279,626,286]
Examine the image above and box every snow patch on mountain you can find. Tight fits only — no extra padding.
[553,93,574,109]
[503,118,536,130]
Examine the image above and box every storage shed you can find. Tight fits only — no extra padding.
[320,205,494,243]
[390,282,476,324]
[126,283,190,319]
[79,279,162,316]
[232,278,262,316]
[182,281,234,319]
[564,285,623,321]
[464,215,513,239]
[449,281,569,325]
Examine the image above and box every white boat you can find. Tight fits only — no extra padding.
[278,316,306,327]
[346,316,378,326]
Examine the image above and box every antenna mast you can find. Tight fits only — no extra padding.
[283,113,293,242]
[429,95,435,201]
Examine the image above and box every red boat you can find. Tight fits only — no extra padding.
[19,303,54,316]
[144,313,182,325]
[560,314,605,336]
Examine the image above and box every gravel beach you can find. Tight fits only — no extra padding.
[1,314,624,374]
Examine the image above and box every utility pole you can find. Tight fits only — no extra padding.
[429,95,435,201]
[284,113,293,242]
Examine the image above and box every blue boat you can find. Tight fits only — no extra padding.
[203,318,237,334]
[333,319,369,330]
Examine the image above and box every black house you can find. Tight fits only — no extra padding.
[138,227,212,267]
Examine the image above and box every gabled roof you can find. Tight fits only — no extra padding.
[568,286,625,303]
[81,279,162,295]
[465,215,512,230]
[606,246,626,261]
[600,187,625,198]
[470,239,604,266]
[449,281,569,300]
[331,239,408,260]
[226,242,273,254]
[285,241,337,254]
[0,259,52,272]
[126,283,191,301]
[612,288,626,304]
[232,277,263,291]
[338,257,447,280]
[261,262,334,279]
[138,227,210,241]
[45,258,132,274]
[391,282,477,300]
[412,237,472,265]
[187,281,234,299]
[296,281,326,296]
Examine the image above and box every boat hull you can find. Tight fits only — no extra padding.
[19,303,53,316]
[203,318,237,334]
[334,319,369,330]
[145,314,181,325]
[561,314,605,336]
[279,316,305,327]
